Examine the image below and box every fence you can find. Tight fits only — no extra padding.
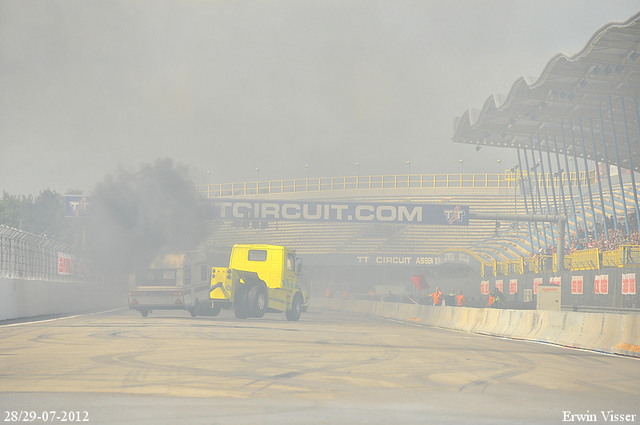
[0,225,85,282]
[197,170,596,198]
[485,245,640,276]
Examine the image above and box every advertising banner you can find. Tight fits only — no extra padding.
[509,278,517,295]
[480,280,489,295]
[495,279,503,293]
[571,275,583,295]
[213,199,469,225]
[534,277,543,294]
[622,273,636,295]
[58,252,75,275]
[595,274,609,295]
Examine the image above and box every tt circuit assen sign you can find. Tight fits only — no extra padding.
[65,196,92,217]
[213,200,469,226]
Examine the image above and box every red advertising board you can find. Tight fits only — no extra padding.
[550,276,561,286]
[58,252,75,275]
[495,279,503,293]
[534,277,543,295]
[622,273,636,295]
[481,281,489,295]
[594,274,609,295]
[571,275,583,295]
[509,279,517,295]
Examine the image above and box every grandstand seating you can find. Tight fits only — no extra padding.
[203,177,525,261]
[202,172,639,274]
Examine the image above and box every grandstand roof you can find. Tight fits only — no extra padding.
[452,11,640,172]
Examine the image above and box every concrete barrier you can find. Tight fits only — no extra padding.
[0,278,125,321]
[536,311,566,344]
[525,310,547,340]
[573,313,604,351]
[490,309,512,337]
[312,297,640,358]
[502,309,526,338]
[614,314,640,356]
[555,311,587,348]
[474,308,498,335]
[593,314,625,353]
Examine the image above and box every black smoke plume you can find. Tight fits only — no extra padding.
[86,158,207,278]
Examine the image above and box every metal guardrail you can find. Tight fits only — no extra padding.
[197,170,596,198]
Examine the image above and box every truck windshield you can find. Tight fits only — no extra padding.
[248,250,267,261]
[140,269,177,286]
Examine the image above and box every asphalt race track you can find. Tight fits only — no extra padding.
[0,308,638,424]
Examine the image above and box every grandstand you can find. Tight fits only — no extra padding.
[197,169,610,288]
[197,11,640,306]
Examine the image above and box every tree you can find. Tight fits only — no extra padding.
[0,192,33,230]
[0,189,78,244]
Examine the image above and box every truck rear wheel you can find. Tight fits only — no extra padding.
[286,293,302,321]
[248,285,268,318]
[234,285,249,319]
[140,309,148,317]
[210,303,222,317]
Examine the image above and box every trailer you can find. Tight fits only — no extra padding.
[128,251,214,317]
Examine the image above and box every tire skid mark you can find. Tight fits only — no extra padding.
[239,335,402,393]
[458,351,537,394]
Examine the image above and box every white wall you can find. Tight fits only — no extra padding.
[0,278,127,321]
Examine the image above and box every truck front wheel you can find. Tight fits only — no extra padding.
[286,293,302,321]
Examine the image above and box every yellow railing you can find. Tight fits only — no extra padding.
[527,169,597,188]
[483,245,640,276]
[481,262,491,277]
[602,246,640,268]
[602,249,623,267]
[570,248,600,270]
[497,258,524,275]
[197,170,596,197]
[524,255,554,274]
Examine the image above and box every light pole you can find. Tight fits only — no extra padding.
[512,164,519,214]
[568,157,574,184]
[497,159,502,187]
[206,170,210,185]
[255,167,259,181]
[306,164,309,179]
[459,159,463,174]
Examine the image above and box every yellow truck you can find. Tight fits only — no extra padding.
[209,244,307,320]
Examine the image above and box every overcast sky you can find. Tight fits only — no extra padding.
[1,1,639,196]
